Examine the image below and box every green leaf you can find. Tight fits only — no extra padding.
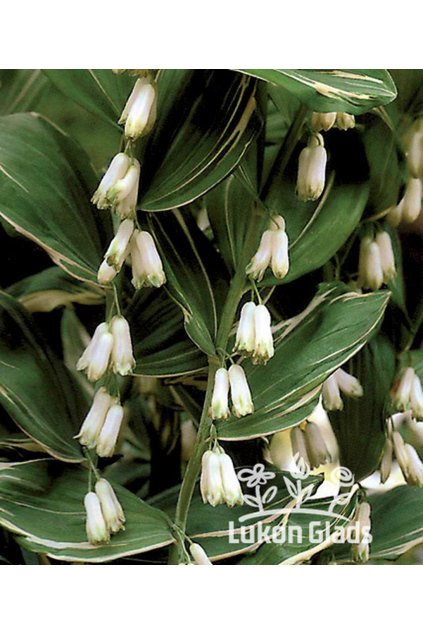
[0,70,49,115]
[0,113,106,284]
[140,70,261,211]
[217,285,390,441]
[147,210,228,356]
[238,70,397,114]
[362,114,402,213]
[329,334,396,482]
[43,70,134,128]
[368,486,423,560]
[7,266,103,313]
[0,460,174,563]
[127,286,207,378]
[0,292,85,462]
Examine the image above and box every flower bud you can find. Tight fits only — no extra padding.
[246,230,273,282]
[290,425,309,464]
[107,161,141,219]
[97,260,117,285]
[375,231,396,283]
[269,215,285,231]
[92,153,132,210]
[95,479,126,534]
[96,403,124,457]
[335,112,355,130]
[200,450,224,506]
[84,492,110,545]
[380,438,393,484]
[228,364,254,417]
[76,388,114,448]
[334,368,364,398]
[131,230,166,289]
[189,542,213,565]
[322,373,343,411]
[210,368,230,420]
[296,134,327,202]
[233,302,256,356]
[119,78,157,141]
[252,304,274,365]
[391,367,415,411]
[303,421,331,468]
[404,444,423,487]
[410,374,423,420]
[270,229,289,279]
[401,178,422,224]
[358,237,384,291]
[110,316,135,376]
[105,219,134,271]
[352,501,371,563]
[219,453,243,507]
[310,111,336,132]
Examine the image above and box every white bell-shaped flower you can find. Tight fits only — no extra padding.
[130,230,166,289]
[84,492,110,545]
[95,479,126,534]
[401,178,422,224]
[110,316,135,376]
[76,388,114,448]
[303,421,332,468]
[335,112,355,130]
[335,368,364,398]
[290,425,309,465]
[200,449,224,506]
[358,237,384,291]
[391,367,416,411]
[270,229,289,279]
[228,364,254,417]
[107,160,141,220]
[322,373,343,411]
[246,230,273,282]
[104,219,134,271]
[233,302,256,356]
[410,374,423,419]
[405,120,423,178]
[210,368,230,421]
[77,322,113,383]
[219,453,243,507]
[96,403,124,457]
[375,231,396,283]
[92,153,131,210]
[252,304,274,365]
[97,260,117,285]
[119,78,157,141]
[296,133,327,202]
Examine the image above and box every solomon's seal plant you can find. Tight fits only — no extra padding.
[0,68,422,565]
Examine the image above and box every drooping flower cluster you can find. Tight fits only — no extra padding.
[310,111,355,132]
[76,388,124,457]
[290,421,332,469]
[200,446,244,508]
[322,368,364,411]
[233,302,274,365]
[77,317,135,381]
[296,133,327,202]
[351,501,372,563]
[84,479,125,544]
[246,215,289,282]
[210,365,254,420]
[390,366,423,420]
[358,232,396,291]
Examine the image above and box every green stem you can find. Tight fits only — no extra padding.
[169,358,218,564]
[169,203,266,564]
